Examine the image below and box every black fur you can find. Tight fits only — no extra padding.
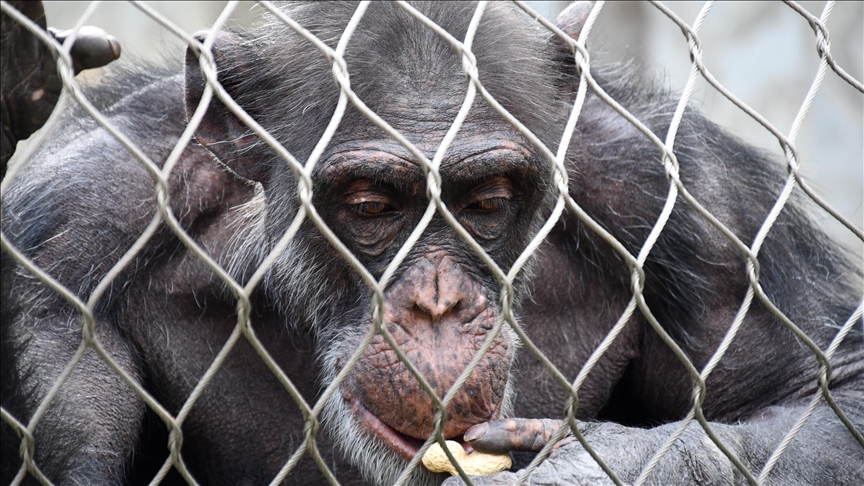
[2,2,861,485]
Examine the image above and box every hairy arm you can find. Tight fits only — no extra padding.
[445,395,864,485]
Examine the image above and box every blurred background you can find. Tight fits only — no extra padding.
[40,1,863,258]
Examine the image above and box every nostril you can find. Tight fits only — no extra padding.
[414,301,432,316]
[414,298,460,321]
[408,256,473,322]
[440,298,458,313]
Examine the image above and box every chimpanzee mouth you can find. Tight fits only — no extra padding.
[344,394,475,464]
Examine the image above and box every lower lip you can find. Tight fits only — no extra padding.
[346,397,474,463]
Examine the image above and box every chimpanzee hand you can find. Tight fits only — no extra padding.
[445,401,864,486]
[441,447,614,486]
[463,418,576,453]
[444,418,613,486]
[1,0,120,172]
[445,417,745,485]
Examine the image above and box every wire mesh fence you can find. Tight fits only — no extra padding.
[0,1,862,486]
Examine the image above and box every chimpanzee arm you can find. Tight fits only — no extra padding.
[446,396,864,485]
[0,121,160,483]
[0,62,243,483]
[3,308,145,485]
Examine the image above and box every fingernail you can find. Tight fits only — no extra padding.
[464,423,488,443]
[108,36,121,60]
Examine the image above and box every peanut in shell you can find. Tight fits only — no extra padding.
[421,440,512,476]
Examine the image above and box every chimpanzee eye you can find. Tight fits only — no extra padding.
[355,201,394,215]
[467,197,506,212]
[464,176,514,214]
[344,181,399,217]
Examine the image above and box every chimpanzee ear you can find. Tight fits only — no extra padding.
[184,31,265,182]
[554,1,594,42]
[548,2,594,95]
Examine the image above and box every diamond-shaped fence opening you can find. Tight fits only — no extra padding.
[0,1,861,486]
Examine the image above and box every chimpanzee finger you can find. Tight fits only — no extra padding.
[464,418,572,453]
[48,25,120,74]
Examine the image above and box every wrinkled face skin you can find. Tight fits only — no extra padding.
[308,127,548,485]
[187,6,566,484]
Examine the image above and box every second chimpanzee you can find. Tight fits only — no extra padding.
[2,2,862,485]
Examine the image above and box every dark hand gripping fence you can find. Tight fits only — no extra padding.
[0,1,862,485]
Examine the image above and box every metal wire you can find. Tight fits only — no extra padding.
[0,1,861,485]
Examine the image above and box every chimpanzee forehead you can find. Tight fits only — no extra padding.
[316,135,537,189]
[261,1,563,146]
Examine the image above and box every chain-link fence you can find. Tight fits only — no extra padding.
[1,1,862,485]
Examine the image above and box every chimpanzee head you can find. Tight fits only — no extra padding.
[184,2,586,483]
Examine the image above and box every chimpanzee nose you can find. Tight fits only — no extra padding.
[414,284,462,322]
[413,256,466,322]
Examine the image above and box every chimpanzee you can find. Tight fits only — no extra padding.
[1,2,862,485]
